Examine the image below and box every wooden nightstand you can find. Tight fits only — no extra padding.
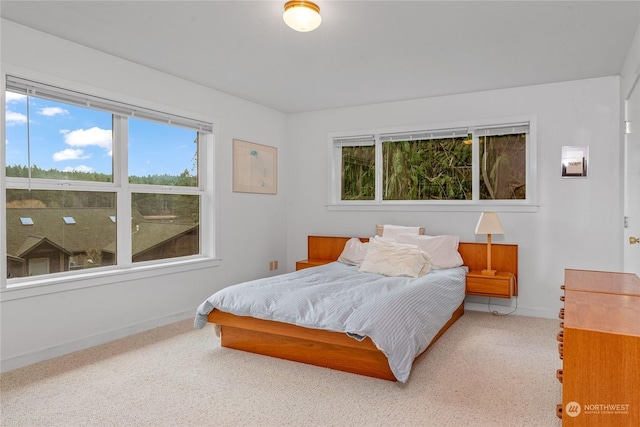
[466,271,516,299]
[295,259,332,271]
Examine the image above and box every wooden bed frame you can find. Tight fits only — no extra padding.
[208,235,518,381]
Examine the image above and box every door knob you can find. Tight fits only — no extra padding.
[631,237,640,245]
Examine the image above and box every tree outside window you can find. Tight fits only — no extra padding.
[335,123,529,204]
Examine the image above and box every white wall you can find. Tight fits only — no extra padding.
[285,77,622,319]
[621,23,640,100]
[0,20,288,371]
[1,17,632,372]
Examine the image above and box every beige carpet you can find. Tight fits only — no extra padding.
[1,310,562,427]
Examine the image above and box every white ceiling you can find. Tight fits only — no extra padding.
[2,1,639,113]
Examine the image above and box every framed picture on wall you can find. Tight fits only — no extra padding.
[232,139,277,194]
[561,145,589,178]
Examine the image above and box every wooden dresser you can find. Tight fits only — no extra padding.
[556,269,640,426]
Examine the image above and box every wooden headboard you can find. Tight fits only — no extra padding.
[306,235,519,295]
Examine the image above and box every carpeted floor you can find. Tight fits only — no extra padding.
[0,310,563,427]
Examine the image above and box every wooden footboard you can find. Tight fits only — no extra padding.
[208,302,464,381]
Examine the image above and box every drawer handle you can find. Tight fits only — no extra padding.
[556,369,563,383]
[560,285,565,290]
[556,331,564,342]
[556,403,563,419]
[559,321,564,329]
[558,343,563,358]
[559,308,564,319]
[560,295,565,302]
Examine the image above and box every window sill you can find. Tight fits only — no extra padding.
[0,257,221,302]
[326,202,539,213]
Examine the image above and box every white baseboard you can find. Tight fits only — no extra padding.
[1,310,194,373]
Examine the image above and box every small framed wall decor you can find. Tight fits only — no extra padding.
[232,139,277,194]
[561,146,589,178]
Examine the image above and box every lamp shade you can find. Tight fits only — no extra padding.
[283,0,322,32]
[475,212,505,235]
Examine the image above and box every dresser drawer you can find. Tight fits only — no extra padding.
[466,272,515,298]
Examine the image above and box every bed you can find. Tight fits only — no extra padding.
[195,234,518,382]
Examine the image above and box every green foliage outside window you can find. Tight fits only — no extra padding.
[5,164,196,187]
[342,146,375,200]
[479,133,526,200]
[382,137,471,200]
[5,164,112,183]
[339,132,527,201]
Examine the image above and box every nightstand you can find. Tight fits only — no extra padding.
[466,271,516,299]
[295,259,331,271]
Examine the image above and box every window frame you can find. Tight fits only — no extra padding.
[1,71,219,294]
[328,116,538,212]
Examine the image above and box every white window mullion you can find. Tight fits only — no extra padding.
[472,132,480,201]
[1,75,6,288]
[199,132,215,258]
[328,140,341,204]
[375,137,383,203]
[114,116,132,268]
[526,121,537,204]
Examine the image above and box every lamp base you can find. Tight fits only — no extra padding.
[481,269,498,276]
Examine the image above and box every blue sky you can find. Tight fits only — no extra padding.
[5,91,197,177]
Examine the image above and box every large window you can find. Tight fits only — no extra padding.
[331,121,533,207]
[4,76,213,282]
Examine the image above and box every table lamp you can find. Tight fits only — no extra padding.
[475,212,505,276]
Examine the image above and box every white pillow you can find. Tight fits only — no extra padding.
[396,234,463,270]
[376,224,425,241]
[337,238,369,266]
[358,236,431,277]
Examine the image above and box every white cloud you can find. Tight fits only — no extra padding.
[5,92,27,103]
[39,107,69,117]
[63,165,94,173]
[53,148,90,162]
[60,127,112,151]
[5,110,28,126]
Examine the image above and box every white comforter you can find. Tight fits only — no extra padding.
[195,262,466,382]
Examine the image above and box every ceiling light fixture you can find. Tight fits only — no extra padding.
[283,0,322,32]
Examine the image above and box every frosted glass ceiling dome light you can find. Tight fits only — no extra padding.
[283,0,321,32]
